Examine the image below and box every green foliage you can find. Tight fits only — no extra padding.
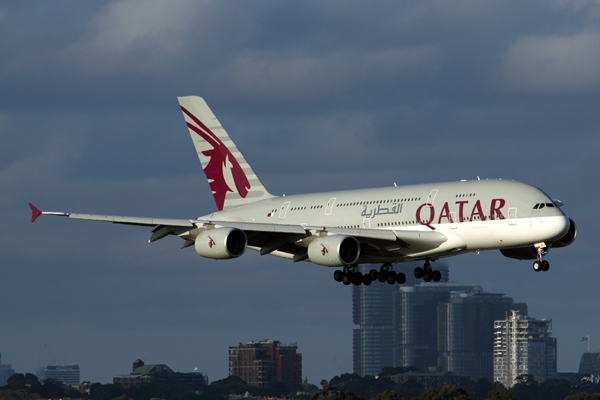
[472,378,503,399]
[378,367,420,378]
[302,383,320,393]
[564,392,600,400]
[311,385,364,400]
[412,385,471,400]
[0,389,37,400]
[327,373,392,399]
[369,389,404,400]
[395,379,425,399]
[487,388,513,400]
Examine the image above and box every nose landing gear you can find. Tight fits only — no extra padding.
[533,243,550,272]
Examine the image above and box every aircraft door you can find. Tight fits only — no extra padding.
[450,212,457,229]
[426,189,438,206]
[363,218,371,229]
[508,207,517,225]
[279,202,291,219]
[325,198,336,215]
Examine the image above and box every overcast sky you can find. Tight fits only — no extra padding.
[1,0,599,385]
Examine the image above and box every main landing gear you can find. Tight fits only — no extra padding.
[533,243,550,272]
[413,260,442,283]
[333,264,406,286]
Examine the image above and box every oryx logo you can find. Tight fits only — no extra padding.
[181,106,251,211]
[321,244,328,256]
[208,236,216,248]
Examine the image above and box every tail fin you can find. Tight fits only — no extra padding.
[178,96,275,211]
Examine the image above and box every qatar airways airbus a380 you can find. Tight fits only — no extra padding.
[30,96,577,286]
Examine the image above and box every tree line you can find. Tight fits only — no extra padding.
[2,368,600,400]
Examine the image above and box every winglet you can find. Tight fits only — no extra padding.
[29,203,42,223]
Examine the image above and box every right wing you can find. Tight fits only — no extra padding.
[30,204,448,260]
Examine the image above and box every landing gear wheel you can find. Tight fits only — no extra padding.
[334,270,344,282]
[432,270,441,282]
[397,272,406,284]
[363,274,372,286]
[369,269,379,280]
[542,260,550,271]
[533,261,543,272]
[387,271,397,285]
[352,272,363,286]
[342,273,353,285]
[414,267,424,279]
[378,270,388,283]
[423,271,432,282]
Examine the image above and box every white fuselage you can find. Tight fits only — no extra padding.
[201,179,570,263]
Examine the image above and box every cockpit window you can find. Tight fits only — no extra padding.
[533,204,539,209]
[546,203,555,208]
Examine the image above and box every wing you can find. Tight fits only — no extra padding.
[30,204,448,261]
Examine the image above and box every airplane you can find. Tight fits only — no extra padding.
[29,96,577,286]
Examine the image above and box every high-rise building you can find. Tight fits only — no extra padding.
[228,340,302,392]
[579,352,600,376]
[352,262,450,376]
[0,353,16,387]
[493,311,557,387]
[437,292,527,381]
[37,365,80,385]
[353,265,528,381]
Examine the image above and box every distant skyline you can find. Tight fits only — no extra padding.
[1,0,599,384]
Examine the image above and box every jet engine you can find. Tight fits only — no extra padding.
[195,227,247,259]
[500,218,577,260]
[307,235,360,267]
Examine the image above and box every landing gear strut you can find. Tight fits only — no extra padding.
[414,259,442,282]
[533,243,550,272]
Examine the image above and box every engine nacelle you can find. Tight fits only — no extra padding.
[500,218,577,260]
[307,235,360,266]
[195,227,247,259]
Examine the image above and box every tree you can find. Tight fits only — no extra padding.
[370,389,404,400]
[565,393,600,400]
[395,379,425,400]
[303,382,320,393]
[311,385,364,400]
[539,378,572,400]
[328,373,392,399]
[379,367,420,378]
[487,388,513,400]
[412,385,471,400]
[89,382,125,400]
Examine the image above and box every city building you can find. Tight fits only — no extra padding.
[352,263,449,377]
[437,291,527,381]
[0,353,16,387]
[353,266,528,382]
[37,364,80,385]
[579,352,600,376]
[228,340,302,392]
[493,311,558,387]
[113,359,207,391]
